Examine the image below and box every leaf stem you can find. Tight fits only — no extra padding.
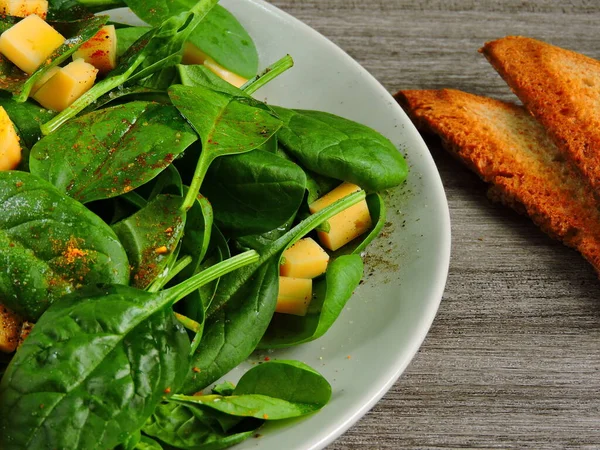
[165,250,260,304]
[241,55,294,95]
[174,313,202,333]
[147,255,193,293]
[181,153,213,211]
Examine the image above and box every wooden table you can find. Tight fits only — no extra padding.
[268,1,600,448]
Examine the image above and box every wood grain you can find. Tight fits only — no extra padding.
[267,1,600,448]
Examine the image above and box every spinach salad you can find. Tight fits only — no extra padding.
[0,0,409,448]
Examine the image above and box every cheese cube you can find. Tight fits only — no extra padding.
[0,0,48,19]
[33,58,98,111]
[0,106,21,171]
[309,182,373,251]
[29,65,58,95]
[0,303,22,353]
[0,14,65,74]
[182,42,248,88]
[276,277,312,316]
[72,25,117,75]
[280,237,329,279]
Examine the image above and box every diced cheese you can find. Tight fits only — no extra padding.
[72,25,117,75]
[0,106,21,171]
[280,237,330,279]
[33,58,98,111]
[182,42,248,88]
[0,14,64,74]
[29,65,58,95]
[0,303,22,353]
[309,182,373,251]
[0,0,48,19]
[276,276,312,316]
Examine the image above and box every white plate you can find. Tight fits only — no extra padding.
[110,1,451,448]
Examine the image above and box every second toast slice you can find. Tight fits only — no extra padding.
[395,88,600,274]
[480,36,600,195]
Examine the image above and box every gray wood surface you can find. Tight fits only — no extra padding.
[267,1,600,448]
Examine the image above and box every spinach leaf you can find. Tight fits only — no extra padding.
[202,149,307,235]
[7,16,109,102]
[0,285,190,449]
[116,26,151,58]
[142,402,257,450]
[259,255,363,349]
[125,3,258,78]
[30,101,197,203]
[183,190,366,392]
[0,250,260,449]
[0,171,129,320]
[273,107,409,192]
[234,360,332,407]
[112,195,186,289]
[135,436,163,450]
[41,0,220,134]
[175,360,331,419]
[212,381,235,397]
[168,84,282,210]
[187,5,258,79]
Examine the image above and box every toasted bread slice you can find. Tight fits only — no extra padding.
[395,88,600,274]
[480,36,600,194]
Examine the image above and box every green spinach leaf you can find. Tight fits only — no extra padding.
[112,194,186,289]
[142,401,257,450]
[116,26,151,58]
[0,171,129,320]
[259,255,363,349]
[30,101,197,203]
[0,285,190,449]
[0,250,260,449]
[273,107,409,192]
[168,83,282,210]
[175,360,331,419]
[125,3,258,78]
[202,149,307,235]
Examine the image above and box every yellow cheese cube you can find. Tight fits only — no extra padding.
[0,303,22,353]
[182,42,248,88]
[276,277,312,316]
[72,25,117,75]
[29,65,58,95]
[33,58,98,111]
[280,237,329,279]
[0,106,21,171]
[309,182,373,251]
[0,0,48,19]
[0,14,64,74]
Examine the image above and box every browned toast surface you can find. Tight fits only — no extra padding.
[395,88,600,274]
[480,36,600,194]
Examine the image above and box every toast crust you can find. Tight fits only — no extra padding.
[480,36,600,194]
[395,88,600,274]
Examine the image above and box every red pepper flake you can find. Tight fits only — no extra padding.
[163,387,171,394]
[263,414,269,420]
[193,391,203,396]
[346,355,351,360]
[15,181,23,188]
[192,367,201,373]
[264,356,270,362]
